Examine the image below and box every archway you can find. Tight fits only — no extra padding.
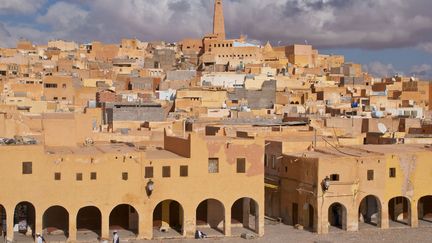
[306,204,314,231]
[43,206,69,241]
[328,203,347,231]
[388,197,410,226]
[231,198,259,235]
[418,196,432,226]
[153,200,183,238]
[196,199,225,236]
[76,206,101,239]
[358,195,381,228]
[0,205,6,238]
[109,204,139,237]
[14,202,36,239]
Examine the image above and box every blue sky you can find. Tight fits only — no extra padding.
[0,0,431,78]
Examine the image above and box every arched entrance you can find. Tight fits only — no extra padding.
[418,196,432,226]
[0,205,6,238]
[14,202,35,239]
[231,198,259,235]
[388,196,410,227]
[109,204,139,238]
[306,204,314,231]
[328,203,347,231]
[43,206,69,241]
[153,200,183,238]
[196,199,225,236]
[358,195,381,228]
[76,206,101,239]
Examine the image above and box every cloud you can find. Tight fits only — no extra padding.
[410,64,432,78]
[37,2,89,34]
[365,61,399,77]
[0,0,46,14]
[418,42,432,54]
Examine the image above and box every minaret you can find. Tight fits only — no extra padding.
[213,0,226,40]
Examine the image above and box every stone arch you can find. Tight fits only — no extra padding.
[196,199,225,236]
[418,195,432,223]
[230,197,259,234]
[0,204,6,237]
[76,206,102,238]
[109,204,139,236]
[358,195,382,228]
[42,205,69,239]
[328,202,347,231]
[14,201,36,237]
[388,196,411,226]
[152,200,184,236]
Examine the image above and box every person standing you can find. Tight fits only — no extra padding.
[113,231,120,243]
[36,233,45,243]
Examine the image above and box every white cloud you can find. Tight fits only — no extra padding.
[37,2,89,34]
[366,61,399,77]
[410,64,432,78]
[0,0,46,14]
[418,42,432,54]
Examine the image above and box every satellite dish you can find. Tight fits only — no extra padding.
[378,123,388,134]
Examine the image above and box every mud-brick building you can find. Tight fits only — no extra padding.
[0,131,264,242]
[265,143,432,234]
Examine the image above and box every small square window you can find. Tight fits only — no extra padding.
[389,168,396,178]
[76,173,83,181]
[367,170,374,181]
[22,162,32,174]
[162,166,171,178]
[122,172,128,180]
[62,84,66,88]
[208,158,219,173]
[330,174,340,181]
[180,165,188,177]
[236,158,246,173]
[90,172,97,180]
[145,167,153,178]
[54,172,61,180]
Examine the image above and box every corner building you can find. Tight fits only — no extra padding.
[0,132,264,242]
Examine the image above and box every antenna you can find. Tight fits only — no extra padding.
[378,123,388,134]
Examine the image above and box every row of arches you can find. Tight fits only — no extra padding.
[0,197,259,241]
[327,195,432,231]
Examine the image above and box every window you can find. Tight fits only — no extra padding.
[54,172,61,180]
[264,154,268,167]
[44,83,58,88]
[53,97,58,100]
[271,155,276,169]
[330,174,340,181]
[208,158,219,173]
[162,166,171,178]
[22,162,32,174]
[389,168,396,178]
[62,84,66,88]
[90,172,97,180]
[285,166,288,173]
[367,170,374,181]
[236,158,246,173]
[122,172,128,180]
[76,173,83,181]
[145,167,153,178]
[180,165,188,177]
[62,97,66,100]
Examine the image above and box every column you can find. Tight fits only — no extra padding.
[101,211,110,240]
[6,207,14,243]
[138,208,152,240]
[257,201,264,237]
[224,208,231,236]
[68,210,77,243]
[242,198,250,228]
[380,201,389,229]
[182,206,195,238]
[35,209,43,242]
[160,201,170,231]
[410,199,418,228]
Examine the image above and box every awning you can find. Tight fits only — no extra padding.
[265,183,279,190]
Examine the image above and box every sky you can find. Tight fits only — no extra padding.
[0,0,431,78]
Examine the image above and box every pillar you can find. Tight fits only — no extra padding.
[410,199,418,228]
[138,209,152,240]
[6,207,14,243]
[380,201,389,229]
[101,211,109,240]
[224,207,231,236]
[35,209,43,242]
[68,210,77,243]
[182,206,195,238]
[242,198,250,228]
[257,201,264,236]
[160,201,170,231]
[346,205,358,232]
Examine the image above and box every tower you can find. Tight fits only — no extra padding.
[213,0,226,40]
